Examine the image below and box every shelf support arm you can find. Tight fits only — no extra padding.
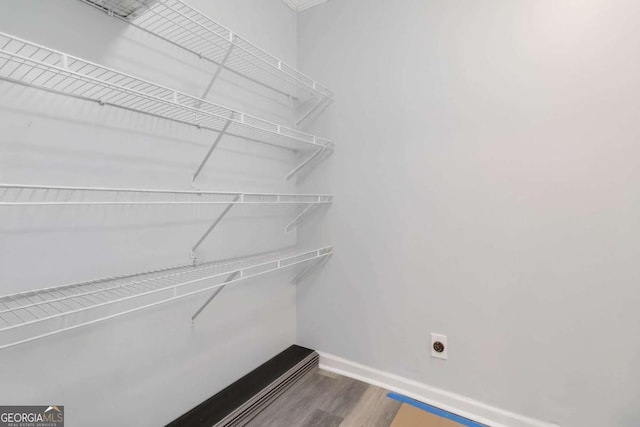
[285,203,323,233]
[191,270,241,324]
[292,253,331,284]
[200,33,236,101]
[285,146,326,181]
[191,194,241,263]
[296,95,330,127]
[192,111,236,183]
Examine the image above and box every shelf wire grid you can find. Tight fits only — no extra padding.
[0,246,333,350]
[0,32,333,152]
[81,0,333,102]
[0,184,333,207]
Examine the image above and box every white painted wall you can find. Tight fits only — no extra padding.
[297,1,640,426]
[0,0,301,425]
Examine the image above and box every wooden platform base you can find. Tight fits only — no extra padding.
[166,345,318,427]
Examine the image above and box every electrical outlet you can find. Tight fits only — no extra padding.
[431,333,447,360]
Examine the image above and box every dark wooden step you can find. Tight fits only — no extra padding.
[167,345,319,427]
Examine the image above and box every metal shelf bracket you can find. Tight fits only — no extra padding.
[191,270,240,324]
[192,111,236,183]
[286,146,327,181]
[199,33,236,102]
[191,193,242,264]
[296,95,332,127]
[285,203,323,233]
[291,251,332,284]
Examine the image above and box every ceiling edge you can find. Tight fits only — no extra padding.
[297,0,328,12]
[281,0,328,12]
[281,0,298,11]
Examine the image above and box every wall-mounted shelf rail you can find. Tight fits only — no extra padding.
[80,0,333,110]
[0,246,333,350]
[0,184,333,262]
[0,32,334,181]
[0,184,333,207]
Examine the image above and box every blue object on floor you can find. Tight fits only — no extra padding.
[387,392,487,427]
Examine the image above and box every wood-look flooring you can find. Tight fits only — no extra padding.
[245,368,402,427]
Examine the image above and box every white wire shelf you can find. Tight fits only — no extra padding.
[0,184,333,206]
[0,246,333,350]
[0,32,334,181]
[80,0,333,105]
[0,183,333,262]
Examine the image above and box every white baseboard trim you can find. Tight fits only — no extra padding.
[318,352,560,427]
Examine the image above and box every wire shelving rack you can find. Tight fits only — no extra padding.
[0,0,337,349]
[0,246,333,350]
[0,32,334,182]
[0,183,332,262]
[0,184,333,207]
[79,0,333,110]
